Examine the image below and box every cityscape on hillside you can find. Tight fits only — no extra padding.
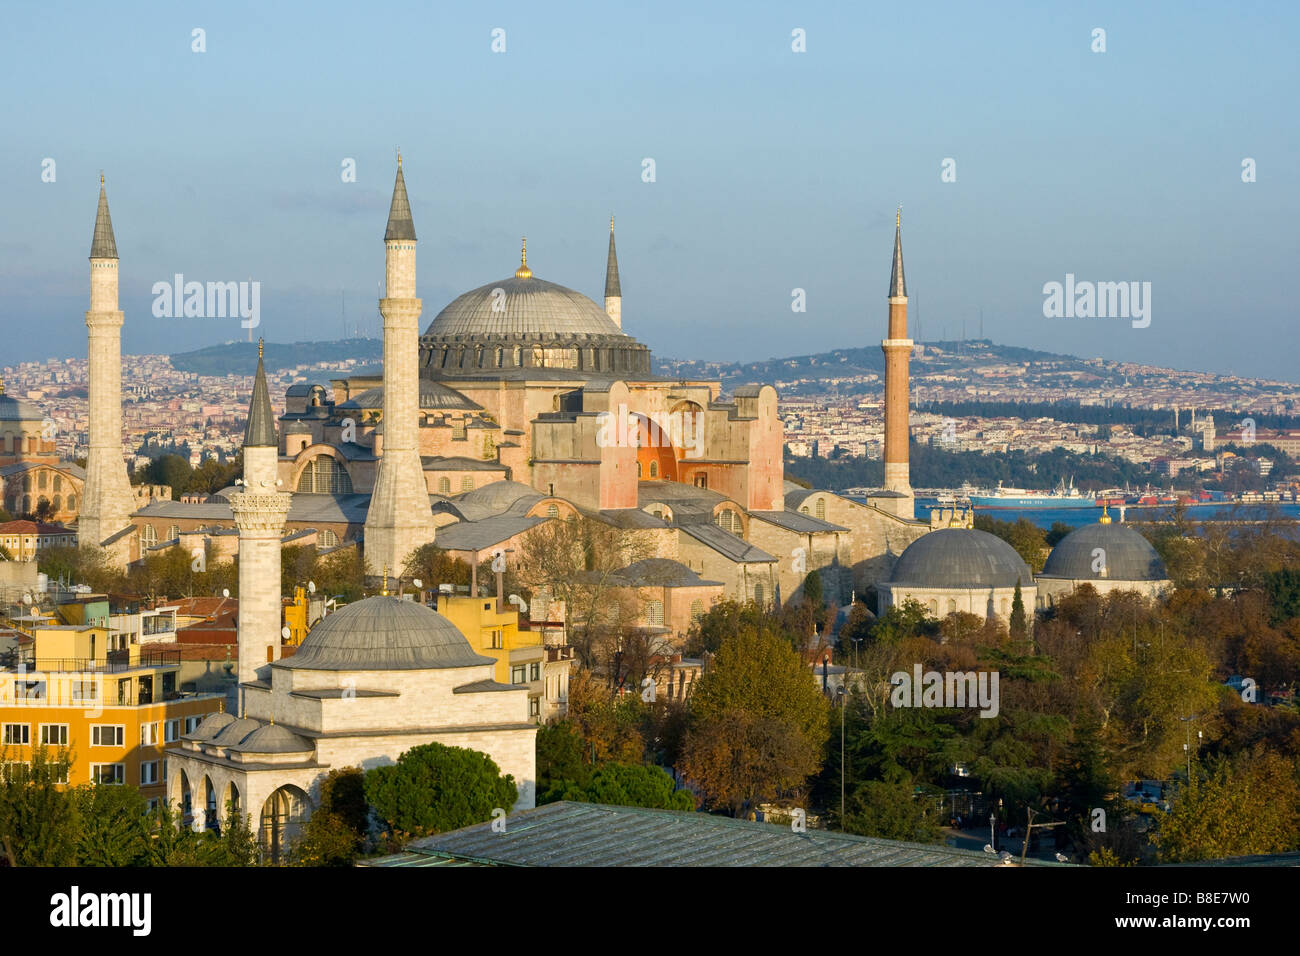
[3,2,1297,913]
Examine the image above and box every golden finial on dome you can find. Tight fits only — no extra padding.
[610,214,615,232]
[896,205,901,229]
[100,171,105,186]
[1100,505,1112,525]
[258,337,264,359]
[380,567,390,596]
[397,147,402,169]
[515,236,532,279]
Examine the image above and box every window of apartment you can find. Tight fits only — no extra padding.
[183,715,204,734]
[140,722,159,747]
[2,723,30,746]
[91,763,125,785]
[13,679,45,701]
[529,662,540,682]
[489,629,503,650]
[140,761,160,786]
[146,797,160,812]
[91,725,124,747]
[2,763,29,783]
[71,680,98,702]
[39,724,68,747]
[164,719,181,743]
[511,665,527,685]
[528,697,540,717]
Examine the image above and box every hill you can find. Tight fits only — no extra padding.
[170,338,382,375]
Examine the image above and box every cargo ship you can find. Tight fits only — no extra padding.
[968,480,1097,510]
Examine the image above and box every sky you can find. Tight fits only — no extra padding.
[1,0,1297,380]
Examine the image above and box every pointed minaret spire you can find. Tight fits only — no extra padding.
[384,151,416,241]
[889,206,906,298]
[90,173,118,259]
[244,337,277,447]
[604,216,622,328]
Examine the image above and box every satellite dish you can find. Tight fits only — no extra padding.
[490,551,506,574]
[222,588,230,598]
[307,581,316,595]
[22,592,33,606]
[508,594,528,613]
[412,578,423,590]
[281,626,291,640]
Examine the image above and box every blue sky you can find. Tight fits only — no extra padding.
[2,0,1296,379]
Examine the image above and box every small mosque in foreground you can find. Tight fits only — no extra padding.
[1035,511,1170,607]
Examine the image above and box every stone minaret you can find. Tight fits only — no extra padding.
[80,175,138,558]
[363,154,435,576]
[880,209,914,518]
[604,215,622,328]
[229,341,290,713]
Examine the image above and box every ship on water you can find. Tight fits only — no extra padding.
[967,479,1097,510]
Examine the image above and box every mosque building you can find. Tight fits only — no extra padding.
[87,160,931,608]
[1035,510,1170,607]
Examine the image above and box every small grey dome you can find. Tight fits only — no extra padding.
[0,394,43,423]
[888,529,1032,589]
[1042,522,1167,581]
[209,717,262,745]
[186,712,235,741]
[425,276,626,339]
[227,723,313,754]
[278,594,494,671]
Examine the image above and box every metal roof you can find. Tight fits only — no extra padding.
[244,355,277,447]
[276,595,494,672]
[362,801,1054,867]
[90,180,118,259]
[1040,522,1168,581]
[888,529,1031,589]
[434,515,547,552]
[424,276,626,338]
[384,163,416,241]
[889,221,906,298]
[679,523,776,564]
[604,226,621,298]
[750,510,848,534]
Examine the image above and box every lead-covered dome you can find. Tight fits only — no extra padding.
[278,595,494,671]
[888,529,1032,589]
[1042,522,1167,581]
[426,276,624,339]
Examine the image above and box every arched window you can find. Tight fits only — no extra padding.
[66,494,75,511]
[947,598,957,615]
[800,506,809,514]
[645,600,664,626]
[52,495,61,512]
[754,583,765,606]
[438,477,451,494]
[815,498,826,521]
[461,477,474,492]
[38,472,47,491]
[204,777,219,832]
[546,504,559,518]
[928,599,938,615]
[320,529,338,547]
[649,461,658,477]
[690,599,704,623]
[141,525,157,548]
[636,462,642,477]
[714,509,741,535]
[53,475,62,492]
[1001,598,1009,616]
[22,475,30,493]
[166,525,180,541]
[297,456,353,494]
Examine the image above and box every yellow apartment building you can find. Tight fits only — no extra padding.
[0,623,225,805]
[438,595,572,721]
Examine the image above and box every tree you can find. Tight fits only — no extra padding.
[1155,750,1300,863]
[0,748,78,865]
[294,767,369,866]
[364,742,517,839]
[1009,581,1028,644]
[679,626,830,815]
[802,569,824,608]
[76,783,152,866]
[546,762,694,811]
[842,779,943,844]
[402,542,472,591]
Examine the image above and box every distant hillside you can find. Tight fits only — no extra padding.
[655,339,1077,390]
[171,338,381,375]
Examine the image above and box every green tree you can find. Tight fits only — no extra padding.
[537,720,593,802]
[364,742,517,839]
[547,762,694,811]
[1009,581,1028,644]
[0,748,78,865]
[1155,751,1300,863]
[76,783,151,866]
[802,569,824,608]
[842,779,943,844]
[679,626,830,815]
[294,767,370,866]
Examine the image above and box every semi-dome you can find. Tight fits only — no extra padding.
[426,276,625,339]
[888,528,1032,589]
[277,594,494,671]
[1041,521,1167,581]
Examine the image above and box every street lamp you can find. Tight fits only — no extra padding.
[837,685,847,828]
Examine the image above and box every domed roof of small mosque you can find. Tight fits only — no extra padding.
[277,594,493,671]
[888,529,1033,589]
[1042,521,1167,581]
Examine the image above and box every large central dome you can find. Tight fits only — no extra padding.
[419,259,652,378]
[425,275,625,338]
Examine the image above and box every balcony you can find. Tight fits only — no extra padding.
[17,649,181,674]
